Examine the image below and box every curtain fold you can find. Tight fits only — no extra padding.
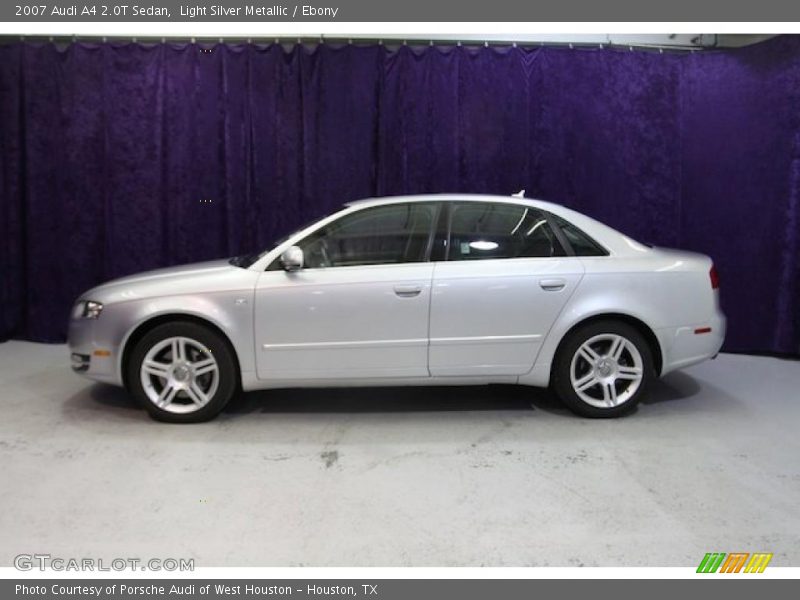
[1,38,798,354]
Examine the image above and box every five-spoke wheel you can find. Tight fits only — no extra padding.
[569,333,644,408]
[128,322,237,423]
[140,336,220,414]
[552,320,654,418]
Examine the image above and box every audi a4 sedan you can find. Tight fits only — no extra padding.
[69,194,725,422]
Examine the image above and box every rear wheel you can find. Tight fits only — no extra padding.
[551,320,654,418]
[127,322,238,423]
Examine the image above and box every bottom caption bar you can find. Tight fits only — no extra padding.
[4,579,794,600]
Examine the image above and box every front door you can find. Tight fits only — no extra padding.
[254,202,439,381]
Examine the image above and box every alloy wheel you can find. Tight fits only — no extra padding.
[139,336,219,414]
[569,333,644,408]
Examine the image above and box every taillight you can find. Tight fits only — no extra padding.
[709,265,720,290]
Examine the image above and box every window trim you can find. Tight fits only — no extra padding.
[438,201,453,262]
[543,211,576,257]
[422,202,444,263]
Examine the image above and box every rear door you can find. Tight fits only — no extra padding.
[428,201,585,376]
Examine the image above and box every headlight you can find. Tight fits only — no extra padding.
[73,300,104,320]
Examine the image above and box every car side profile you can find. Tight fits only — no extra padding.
[68,194,726,422]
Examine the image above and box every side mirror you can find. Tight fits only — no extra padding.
[280,246,304,272]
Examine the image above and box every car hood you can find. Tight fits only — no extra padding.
[79,259,259,304]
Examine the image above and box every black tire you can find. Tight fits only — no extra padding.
[551,320,655,418]
[127,321,238,423]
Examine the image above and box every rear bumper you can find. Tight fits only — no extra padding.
[658,312,726,375]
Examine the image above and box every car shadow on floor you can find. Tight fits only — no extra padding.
[225,370,704,417]
[73,370,705,421]
[640,370,703,406]
[227,384,554,416]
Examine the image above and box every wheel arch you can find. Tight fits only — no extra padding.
[552,313,664,378]
[120,313,243,391]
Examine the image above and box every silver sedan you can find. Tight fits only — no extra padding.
[69,194,725,422]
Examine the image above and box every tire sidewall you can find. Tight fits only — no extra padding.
[552,320,655,418]
[127,322,237,423]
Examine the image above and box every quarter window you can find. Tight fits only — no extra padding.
[297,203,437,268]
[552,215,609,256]
[447,203,565,261]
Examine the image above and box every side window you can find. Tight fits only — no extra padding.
[297,203,437,269]
[447,203,565,261]
[552,215,609,256]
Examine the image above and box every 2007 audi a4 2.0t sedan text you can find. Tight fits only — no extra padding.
[68,194,726,422]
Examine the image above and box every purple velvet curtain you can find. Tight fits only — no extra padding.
[1,37,798,354]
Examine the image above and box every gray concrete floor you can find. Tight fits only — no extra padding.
[0,341,798,567]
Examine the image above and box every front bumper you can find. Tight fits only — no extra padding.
[67,317,122,385]
[70,352,90,373]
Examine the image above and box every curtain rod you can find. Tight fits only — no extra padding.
[0,34,714,53]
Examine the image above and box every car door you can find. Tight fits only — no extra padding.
[254,202,439,381]
[428,201,585,377]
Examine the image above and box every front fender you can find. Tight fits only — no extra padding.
[108,291,256,386]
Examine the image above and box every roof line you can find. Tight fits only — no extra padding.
[345,193,561,207]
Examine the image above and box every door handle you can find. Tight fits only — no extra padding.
[539,278,566,291]
[394,285,422,298]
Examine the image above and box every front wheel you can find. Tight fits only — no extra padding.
[551,320,655,418]
[127,322,238,423]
